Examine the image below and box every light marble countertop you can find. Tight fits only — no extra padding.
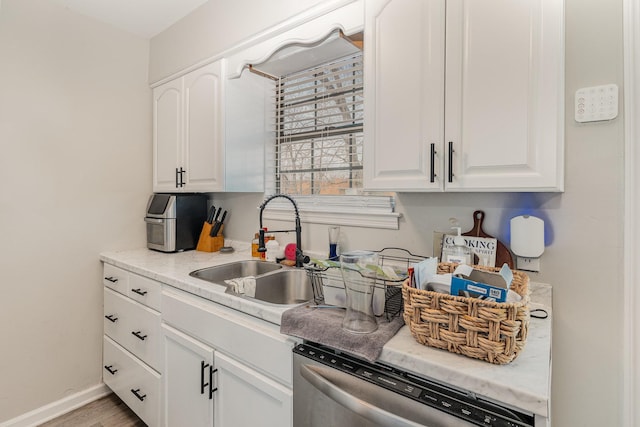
[100,245,552,418]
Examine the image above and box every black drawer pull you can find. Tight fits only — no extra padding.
[104,365,118,375]
[104,276,118,283]
[201,361,210,395]
[430,143,437,183]
[176,167,186,188]
[104,314,118,323]
[209,367,218,399]
[448,141,454,183]
[131,331,147,341]
[131,288,148,296]
[130,388,146,402]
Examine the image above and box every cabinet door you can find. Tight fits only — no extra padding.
[162,324,214,427]
[363,0,445,191]
[214,351,292,427]
[444,0,564,191]
[183,61,225,192]
[153,79,183,192]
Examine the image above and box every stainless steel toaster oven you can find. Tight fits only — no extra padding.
[145,193,207,252]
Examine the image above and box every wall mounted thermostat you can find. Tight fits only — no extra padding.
[575,84,618,123]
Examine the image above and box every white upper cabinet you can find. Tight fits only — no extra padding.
[154,79,182,192]
[364,0,564,192]
[363,0,445,191]
[153,60,225,193]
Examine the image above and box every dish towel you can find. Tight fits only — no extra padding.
[280,304,405,362]
[224,276,256,297]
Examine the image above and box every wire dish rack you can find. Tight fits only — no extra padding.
[305,247,429,320]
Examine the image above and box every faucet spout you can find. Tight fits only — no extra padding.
[258,194,308,267]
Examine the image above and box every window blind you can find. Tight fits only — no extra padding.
[274,52,364,195]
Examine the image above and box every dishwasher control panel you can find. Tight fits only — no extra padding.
[295,343,535,427]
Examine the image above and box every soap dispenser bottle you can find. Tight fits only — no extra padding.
[443,227,471,265]
[265,238,280,262]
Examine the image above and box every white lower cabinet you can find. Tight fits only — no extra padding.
[103,336,161,426]
[162,323,292,427]
[103,263,297,427]
[104,288,162,372]
[214,351,292,427]
[161,288,296,427]
[103,264,162,426]
[162,324,215,427]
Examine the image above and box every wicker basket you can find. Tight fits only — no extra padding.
[402,263,530,365]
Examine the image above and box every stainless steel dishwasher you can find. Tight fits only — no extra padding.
[293,342,536,427]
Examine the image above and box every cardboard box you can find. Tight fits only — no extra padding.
[450,264,513,302]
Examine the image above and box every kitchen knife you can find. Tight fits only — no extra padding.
[213,207,222,222]
[210,210,227,237]
[207,206,216,224]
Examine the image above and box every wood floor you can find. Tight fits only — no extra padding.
[38,393,145,427]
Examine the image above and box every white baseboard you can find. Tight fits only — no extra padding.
[0,383,111,427]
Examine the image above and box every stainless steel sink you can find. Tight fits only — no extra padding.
[189,260,283,284]
[251,269,314,305]
[189,260,314,305]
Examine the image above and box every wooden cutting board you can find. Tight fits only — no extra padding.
[462,210,514,269]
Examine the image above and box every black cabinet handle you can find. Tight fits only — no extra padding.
[104,276,118,283]
[131,288,148,296]
[200,361,209,395]
[448,141,454,183]
[131,331,147,341]
[200,362,218,399]
[176,167,186,188]
[104,365,118,375]
[430,143,437,183]
[104,314,118,323]
[209,367,218,399]
[130,388,146,402]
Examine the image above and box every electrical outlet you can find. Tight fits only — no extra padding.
[516,256,540,272]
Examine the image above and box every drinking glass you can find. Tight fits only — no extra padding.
[340,250,379,334]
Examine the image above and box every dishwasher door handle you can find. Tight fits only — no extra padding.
[300,364,425,427]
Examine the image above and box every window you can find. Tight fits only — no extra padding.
[274,52,364,195]
[254,34,399,230]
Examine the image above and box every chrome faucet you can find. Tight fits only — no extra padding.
[258,194,309,267]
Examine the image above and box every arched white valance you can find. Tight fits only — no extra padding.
[225,0,364,79]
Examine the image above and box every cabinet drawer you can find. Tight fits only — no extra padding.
[103,335,161,427]
[104,288,162,372]
[128,273,162,311]
[162,289,296,386]
[103,264,128,295]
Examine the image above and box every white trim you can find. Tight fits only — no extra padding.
[0,384,110,427]
[261,194,400,229]
[623,0,639,425]
[263,207,400,229]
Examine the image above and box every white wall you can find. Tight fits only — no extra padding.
[0,0,151,422]
[151,0,625,425]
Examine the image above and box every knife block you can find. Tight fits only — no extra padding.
[196,222,224,252]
